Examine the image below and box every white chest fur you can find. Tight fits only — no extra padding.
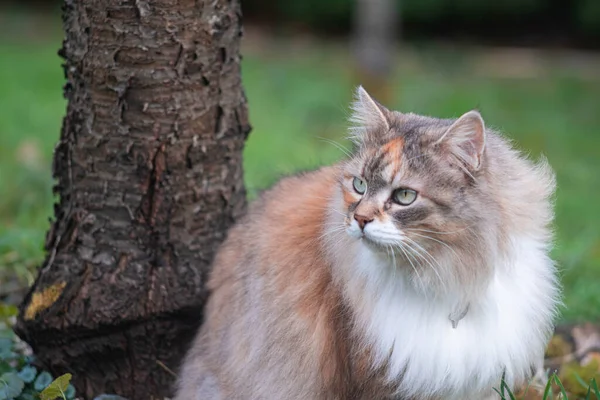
[344,235,558,400]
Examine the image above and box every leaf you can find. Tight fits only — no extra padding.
[591,378,600,398]
[39,373,72,400]
[493,387,506,400]
[500,378,516,400]
[0,306,17,321]
[575,372,593,390]
[496,371,517,400]
[0,339,13,361]
[0,330,15,341]
[553,374,569,399]
[33,372,53,392]
[0,372,24,400]
[16,389,37,400]
[543,373,554,400]
[0,362,11,375]
[585,384,592,400]
[92,395,129,400]
[64,384,75,400]
[16,367,36,384]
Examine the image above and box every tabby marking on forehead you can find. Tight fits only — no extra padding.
[378,137,404,182]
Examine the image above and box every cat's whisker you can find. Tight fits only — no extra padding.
[384,244,392,264]
[408,232,460,259]
[299,198,349,218]
[389,244,399,284]
[401,239,437,283]
[326,238,348,255]
[385,244,399,287]
[305,195,337,202]
[297,205,347,218]
[319,232,342,243]
[320,236,348,258]
[402,237,446,291]
[295,202,336,210]
[368,234,401,243]
[321,232,346,243]
[315,208,347,218]
[319,226,347,242]
[328,209,347,218]
[396,241,427,294]
[403,226,472,235]
[320,228,354,251]
[317,137,353,158]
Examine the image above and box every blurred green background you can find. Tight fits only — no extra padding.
[244,0,600,47]
[0,1,599,322]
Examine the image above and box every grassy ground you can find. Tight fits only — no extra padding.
[0,14,599,322]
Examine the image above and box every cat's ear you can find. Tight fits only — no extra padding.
[348,86,391,143]
[437,110,486,171]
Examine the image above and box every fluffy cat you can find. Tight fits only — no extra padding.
[174,87,559,400]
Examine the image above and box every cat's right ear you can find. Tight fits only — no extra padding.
[348,86,391,144]
[436,110,486,172]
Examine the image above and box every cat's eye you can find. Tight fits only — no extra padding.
[353,177,367,194]
[392,188,417,205]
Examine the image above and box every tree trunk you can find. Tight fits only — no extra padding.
[352,0,398,104]
[14,0,250,398]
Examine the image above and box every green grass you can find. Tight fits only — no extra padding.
[0,19,599,322]
[0,37,63,287]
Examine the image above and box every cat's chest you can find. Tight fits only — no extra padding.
[350,238,556,399]
[366,286,521,392]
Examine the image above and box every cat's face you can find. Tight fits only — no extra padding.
[342,139,451,250]
[338,87,492,290]
[341,131,468,257]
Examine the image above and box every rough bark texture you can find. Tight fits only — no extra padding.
[15,0,250,398]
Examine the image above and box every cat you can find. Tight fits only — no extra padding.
[174,86,560,400]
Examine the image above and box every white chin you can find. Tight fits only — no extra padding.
[362,235,387,249]
[346,227,363,239]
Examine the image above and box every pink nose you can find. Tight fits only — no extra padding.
[354,214,373,230]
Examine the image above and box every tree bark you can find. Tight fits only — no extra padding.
[15,0,250,399]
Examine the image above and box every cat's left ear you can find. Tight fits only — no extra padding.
[348,86,392,143]
[437,110,486,171]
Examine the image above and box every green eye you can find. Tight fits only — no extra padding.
[353,177,367,194]
[392,188,417,205]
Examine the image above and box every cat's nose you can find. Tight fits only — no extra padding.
[354,214,374,230]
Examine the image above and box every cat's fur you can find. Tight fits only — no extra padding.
[175,87,559,400]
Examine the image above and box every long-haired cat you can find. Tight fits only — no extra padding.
[175,87,559,400]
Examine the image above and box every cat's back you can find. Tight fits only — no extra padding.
[209,164,341,290]
[190,165,350,399]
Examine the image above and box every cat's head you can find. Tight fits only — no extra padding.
[337,86,500,293]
